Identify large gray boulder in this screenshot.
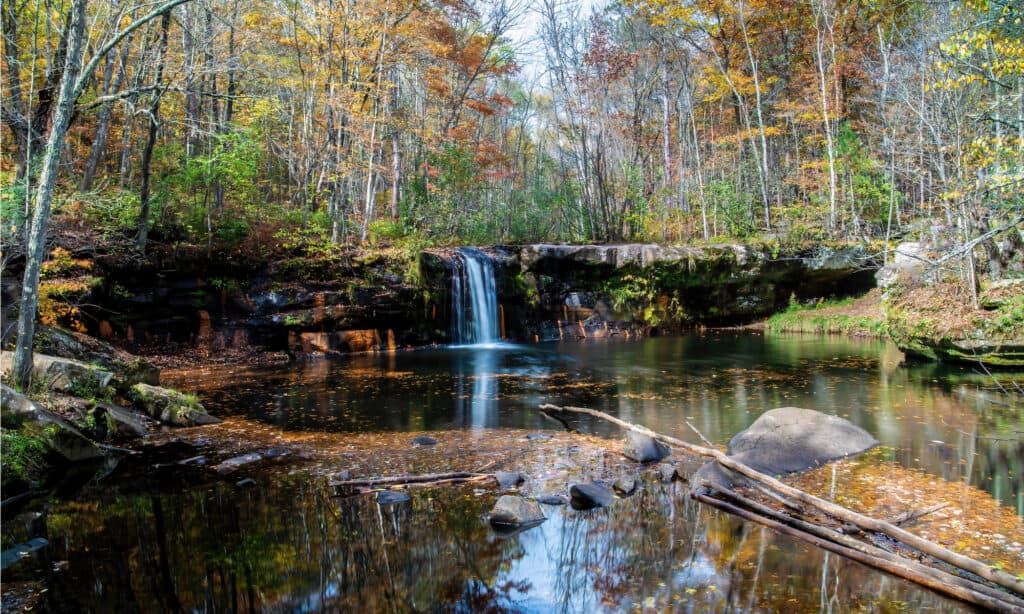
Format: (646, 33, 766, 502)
(34, 326, 159, 388)
(489, 495, 546, 530)
(622, 431, 670, 463)
(128, 383, 220, 427)
(1, 384, 103, 462)
(569, 482, 615, 509)
(694, 407, 878, 490)
(0, 352, 112, 394)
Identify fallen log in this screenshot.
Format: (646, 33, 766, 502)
(330, 471, 490, 493)
(702, 482, 1024, 612)
(539, 403, 1024, 597)
(887, 503, 949, 527)
(694, 491, 1022, 613)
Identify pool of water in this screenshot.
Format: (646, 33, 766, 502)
(5, 331, 1022, 612)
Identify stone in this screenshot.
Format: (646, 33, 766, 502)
(215, 453, 262, 474)
(1, 538, 48, 571)
(0, 352, 112, 394)
(1, 385, 103, 463)
(34, 326, 159, 388)
(876, 241, 933, 290)
(612, 475, 638, 496)
(657, 463, 681, 483)
(236, 478, 257, 487)
(489, 495, 546, 529)
(128, 383, 220, 427)
(494, 471, 524, 489)
(177, 455, 207, 466)
(377, 490, 411, 505)
(569, 482, 615, 510)
(93, 403, 148, 439)
(694, 407, 879, 490)
(536, 495, 569, 506)
(622, 431, 670, 463)
(412, 436, 438, 447)
(526, 433, 553, 441)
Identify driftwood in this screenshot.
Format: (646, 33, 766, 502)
(539, 403, 1024, 602)
(702, 482, 1024, 613)
(887, 503, 949, 527)
(330, 471, 493, 495)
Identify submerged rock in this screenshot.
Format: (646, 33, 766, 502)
(494, 471, 524, 490)
(526, 433, 553, 441)
(377, 490, 411, 505)
(657, 463, 682, 483)
(536, 495, 569, 506)
(612, 475, 638, 496)
(0, 538, 48, 571)
(569, 482, 615, 510)
(411, 436, 438, 447)
(622, 431, 670, 463)
(489, 495, 546, 529)
(129, 383, 220, 427)
(694, 407, 879, 490)
(215, 453, 262, 474)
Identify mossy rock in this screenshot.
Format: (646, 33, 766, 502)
(0, 352, 113, 395)
(128, 384, 220, 427)
(34, 326, 159, 389)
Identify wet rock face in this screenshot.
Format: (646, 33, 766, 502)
(622, 431, 670, 463)
(694, 407, 879, 490)
(489, 495, 546, 529)
(129, 383, 221, 427)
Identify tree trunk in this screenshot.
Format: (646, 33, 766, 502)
(80, 36, 132, 191)
(11, 0, 88, 389)
(135, 12, 171, 254)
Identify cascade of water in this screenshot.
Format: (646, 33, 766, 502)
(450, 247, 500, 345)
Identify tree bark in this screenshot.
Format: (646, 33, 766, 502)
(135, 12, 171, 253)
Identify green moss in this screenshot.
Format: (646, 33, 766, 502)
(1, 428, 51, 485)
(768, 296, 886, 337)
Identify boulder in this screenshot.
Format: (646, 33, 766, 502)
(622, 431, 670, 463)
(694, 407, 878, 490)
(92, 403, 148, 440)
(129, 383, 220, 427)
(489, 495, 546, 529)
(569, 482, 615, 510)
(657, 463, 682, 483)
(494, 471, 524, 490)
(35, 326, 159, 388)
(612, 475, 638, 496)
(1, 385, 103, 463)
(0, 352, 112, 394)
(876, 242, 934, 290)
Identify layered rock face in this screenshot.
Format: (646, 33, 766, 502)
(69, 243, 876, 357)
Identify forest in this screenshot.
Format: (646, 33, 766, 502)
(3, 0, 1020, 249)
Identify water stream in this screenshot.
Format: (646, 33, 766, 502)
(4, 333, 1022, 612)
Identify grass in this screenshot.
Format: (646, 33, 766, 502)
(1, 428, 50, 485)
(767, 293, 886, 337)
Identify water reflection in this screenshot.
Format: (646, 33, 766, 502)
(17, 475, 965, 613)
(190, 332, 1023, 510)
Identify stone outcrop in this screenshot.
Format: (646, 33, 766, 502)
(128, 383, 220, 427)
(1, 385, 103, 464)
(34, 326, 158, 388)
(0, 352, 113, 394)
(694, 407, 878, 490)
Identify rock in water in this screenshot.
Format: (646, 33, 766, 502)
(129, 384, 220, 427)
(377, 490, 411, 505)
(657, 463, 681, 483)
(569, 483, 615, 509)
(411, 436, 438, 447)
(494, 471, 524, 489)
(536, 495, 569, 506)
(694, 407, 879, 490)
(489, 495, 546, 530)
(612, 475, 638, 496)
(622, 431, 670, 463)
(215, 453, 263, 474)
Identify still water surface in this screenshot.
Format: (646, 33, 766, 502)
(8, 332, 1023, 612)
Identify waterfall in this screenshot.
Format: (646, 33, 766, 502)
(450, 247, 500, 345)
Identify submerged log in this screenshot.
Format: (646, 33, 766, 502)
(330, 471, 494, 495)
(538, 403, 1024, 599)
